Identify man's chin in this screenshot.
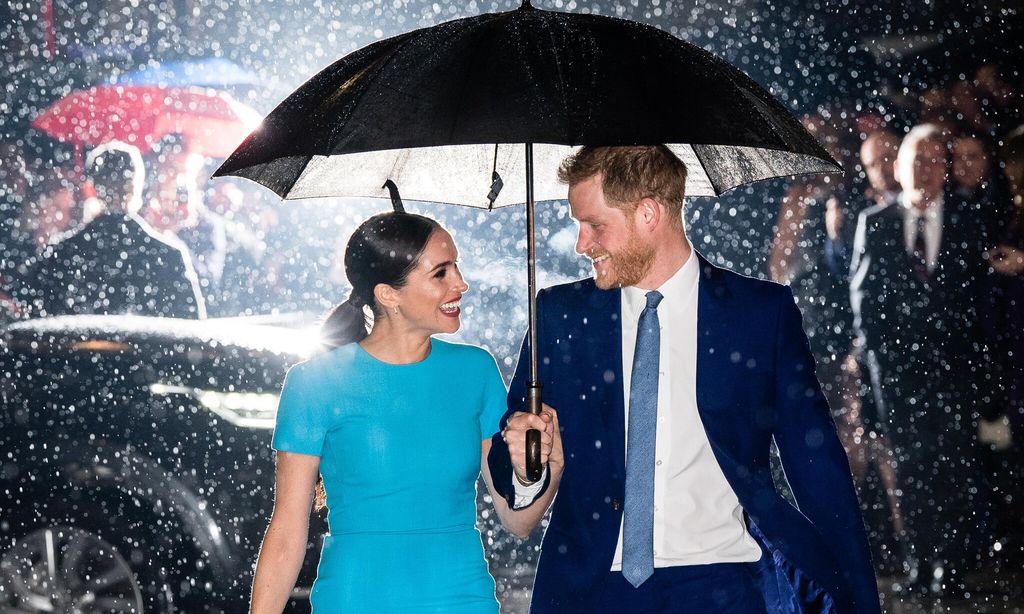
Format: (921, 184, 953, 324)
(593, 274, 623, 290)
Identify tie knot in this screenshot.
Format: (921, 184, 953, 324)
(645, 290, 663, 310)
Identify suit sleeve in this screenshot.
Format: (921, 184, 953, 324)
(166, 246, 207, 319)
(487, 288, 552, 509)
(25, 246, 59, 317)
(772, 286, 880, 613)
(848, 210, 873, 349)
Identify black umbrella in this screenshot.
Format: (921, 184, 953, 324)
(215, 1, 840, 479)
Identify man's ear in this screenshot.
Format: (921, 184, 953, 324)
(374, 283, 400, 313)
(636, 197, 662, 231)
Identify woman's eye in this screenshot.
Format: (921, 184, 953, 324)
(435, 268, 446, 279)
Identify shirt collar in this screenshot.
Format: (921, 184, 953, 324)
(900, 191, 944, 219)
(622, 249, 698, 310)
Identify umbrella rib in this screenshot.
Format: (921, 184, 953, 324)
(445, 22, 488, 145)
(686, 144, 721, 197)
(540, 15, 573, 141)
(331, 30, 423, 152)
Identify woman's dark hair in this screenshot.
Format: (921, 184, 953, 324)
(320, 211, 441, 349)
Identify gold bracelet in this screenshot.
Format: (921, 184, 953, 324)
(514, 471, 538, 487)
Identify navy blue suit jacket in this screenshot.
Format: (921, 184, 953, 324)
(488, 254, 879, 614)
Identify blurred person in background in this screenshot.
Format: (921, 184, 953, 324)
(850, 124, 1002, 597)
(28, 141, 205, 319)
(949, 80, 994, 137)
(973, 64, 1023, 138)
(1, 166, 79, 297)
(769, 116, 904, 570)
(952, 132, 1013, 237)
(19, 167, 79, 250)
(977, 123, 1024, 584)
(146, 134, 228, 306)
(1, 141, 32, 303)
(860, 130, 901, 208)
(204, 176, 272, 316)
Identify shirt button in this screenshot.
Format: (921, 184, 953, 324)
(656, 460, 663, 466)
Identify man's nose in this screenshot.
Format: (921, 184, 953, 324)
(575, 227, 590, 255)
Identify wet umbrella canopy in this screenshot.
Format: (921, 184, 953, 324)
(215, 0, 840, 206)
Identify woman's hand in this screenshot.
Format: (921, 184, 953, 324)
(482, 403, 564, 539)
(503, 403, 562, 484)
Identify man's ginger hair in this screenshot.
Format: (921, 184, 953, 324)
(557, 145, 688, 222)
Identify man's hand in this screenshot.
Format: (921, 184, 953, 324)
(988, 245, 1024, 276)
(978, 415, 1012, 451)
(502, 404, 562, 484)
(825, 196, 844, 241)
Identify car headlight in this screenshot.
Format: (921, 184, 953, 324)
(150, 384, 279, 429)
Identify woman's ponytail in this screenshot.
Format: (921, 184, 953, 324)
(320, 292, 371, 350)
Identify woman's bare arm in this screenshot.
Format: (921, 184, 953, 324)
(249, 451, 321, 614)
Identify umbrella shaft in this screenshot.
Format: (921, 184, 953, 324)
(526, 142, 539, 385)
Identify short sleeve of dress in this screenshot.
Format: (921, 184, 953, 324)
(477, 349, 508, 440)
(272, 364, 327, 456)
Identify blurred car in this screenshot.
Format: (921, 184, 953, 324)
(0, 314, 323, 613)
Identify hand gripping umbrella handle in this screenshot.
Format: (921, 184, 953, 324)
(525, 381, 544, 483)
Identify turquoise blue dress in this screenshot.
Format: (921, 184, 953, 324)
(272, 338, 507, 613)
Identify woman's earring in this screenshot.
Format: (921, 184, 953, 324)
(393, 306, 399, 316)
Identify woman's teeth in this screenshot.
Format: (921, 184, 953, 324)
(440, 301, 461, 314)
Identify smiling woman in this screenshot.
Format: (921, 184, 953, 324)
(247, 210, 553, 614)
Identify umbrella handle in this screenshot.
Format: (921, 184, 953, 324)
(525, 381, 544, 483)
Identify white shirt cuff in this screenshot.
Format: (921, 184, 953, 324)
(512, 466, 547, 509)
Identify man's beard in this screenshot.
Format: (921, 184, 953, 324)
(592, 229, 655, 290)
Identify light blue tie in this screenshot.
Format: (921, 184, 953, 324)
(622, 290, 662, 588)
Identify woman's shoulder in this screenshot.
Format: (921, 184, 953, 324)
(431, 338, 498, 367)
(287, 343, 361, 380)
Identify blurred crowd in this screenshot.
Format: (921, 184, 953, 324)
(766, 62, 1023, 597)
(0, 132, 318, 320)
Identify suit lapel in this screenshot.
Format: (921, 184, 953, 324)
(695, 252, 732, 419)
(585, 285, 626, 479)
(935, 198, 968, 284)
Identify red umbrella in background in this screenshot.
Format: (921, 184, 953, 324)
(31, 84, 262, 160)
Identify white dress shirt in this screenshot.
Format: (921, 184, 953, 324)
(610, 251, 761, 569)
(900, 193, 943, 272)
(513, 252, 762, 568)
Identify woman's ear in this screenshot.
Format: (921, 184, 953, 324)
(373, 283, 400, 313)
